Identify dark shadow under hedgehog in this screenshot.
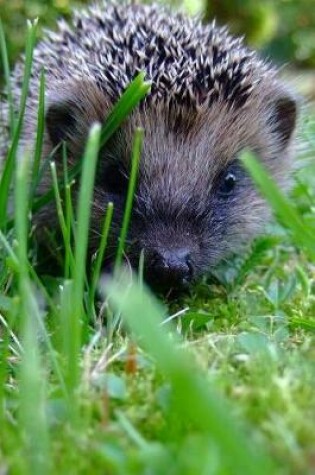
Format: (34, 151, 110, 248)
(0, 1, 298, 292)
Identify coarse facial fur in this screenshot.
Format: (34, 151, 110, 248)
(0, 2, 298, 292)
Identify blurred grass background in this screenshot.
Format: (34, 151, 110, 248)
(1, 0, 315, 72)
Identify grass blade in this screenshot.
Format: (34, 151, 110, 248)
(31, 69, 46, 190)
(0, 18, 15, 134)
(100, 72, 150, 147)
(0, 19, 38, 227)
(67, 123, 101, 393)
(240, 150, 315, 259)
(50, 160, 75, 276)
(15, 152, 50, 475)
(89, 201, 114, 313)
(115, 127, 143, 270)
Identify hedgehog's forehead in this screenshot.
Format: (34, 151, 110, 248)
(129, 96, 260, 165)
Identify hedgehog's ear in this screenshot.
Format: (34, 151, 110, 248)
(271, 92, 297, 148)
(45, 80, 108, 150)
(46, 99, 79, 146)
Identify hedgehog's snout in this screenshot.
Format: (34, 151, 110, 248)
(144, 247, 194, 291)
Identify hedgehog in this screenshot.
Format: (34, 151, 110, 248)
(0, 1, 297, 292)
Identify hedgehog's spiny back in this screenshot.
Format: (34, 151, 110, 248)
(19, 2, 272, 110)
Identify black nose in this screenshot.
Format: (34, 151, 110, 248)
(146, 248, 193, 290)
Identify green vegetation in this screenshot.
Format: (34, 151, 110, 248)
(1, 3, 315, 475)
(204, 0, 315, 67)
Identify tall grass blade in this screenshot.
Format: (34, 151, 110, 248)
(0, 313, 10, 430)
(0, 18, 15, 134)
(15, 152, 50, 475)
(0, 19, 38, 227)
(50, 160, 75, 276)
(67, 123, 101, 393)
(240, 150, 315, 259)
(89, 201, 114, 313)
(100, 72, 150, 147)
(31, 69, 46, 190)
(115, 127, 143, 270)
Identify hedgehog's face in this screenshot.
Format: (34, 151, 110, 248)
(43, 80, 297, 292)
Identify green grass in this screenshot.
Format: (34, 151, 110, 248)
(1, 11, 315, 475)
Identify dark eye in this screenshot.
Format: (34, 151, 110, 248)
(218, 171, 236, 197)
